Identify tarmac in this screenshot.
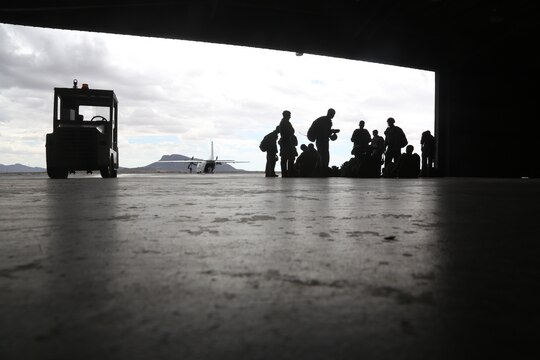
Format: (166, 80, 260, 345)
(1, 173, 539, 359)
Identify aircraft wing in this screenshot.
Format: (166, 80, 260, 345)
(215, 160, 249, 164)
(156, 160, 249, 164)
(157, 160, 203, 163)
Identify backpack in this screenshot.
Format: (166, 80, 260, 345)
(307, 118, 322, 142)
(399, 128, 408, 148)
(259, 134, 272, 152)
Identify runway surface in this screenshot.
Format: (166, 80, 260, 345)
(1, 173, 539, 359)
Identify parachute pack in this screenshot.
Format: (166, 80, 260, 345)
(259, 133, 272, 152)
(399, 128, 408, 148)
(307, 117, 323, 142)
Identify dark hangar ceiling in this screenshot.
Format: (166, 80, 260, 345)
(1, 0, 537, 71)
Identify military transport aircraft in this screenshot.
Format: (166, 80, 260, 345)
(159, 141, 247, 173)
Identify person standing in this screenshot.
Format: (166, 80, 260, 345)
(371, 130, 385, 158)
(384, 117, 408, 170)
(351, 120, 371, 157)
(260, 126, 279, 177)
(278, 110, 297, 177)
(420, 130, 436, 177)
(371, 129, 385, 176)
(309, 108, 338, 176)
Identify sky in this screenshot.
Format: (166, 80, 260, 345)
(0, 23, 435, 171)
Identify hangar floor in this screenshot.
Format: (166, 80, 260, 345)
(1, 174, 538, 359)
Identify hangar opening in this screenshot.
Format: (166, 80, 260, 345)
(1, 23, 435, 172)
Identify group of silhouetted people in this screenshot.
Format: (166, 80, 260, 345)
(260, 109, 436, 178)
(344, 117, 436, 178)
(260, 109, 340, 177)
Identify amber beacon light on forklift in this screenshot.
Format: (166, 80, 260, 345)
(46, 79, 119, 179)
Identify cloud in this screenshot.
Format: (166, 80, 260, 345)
(127, 135, 181, 145)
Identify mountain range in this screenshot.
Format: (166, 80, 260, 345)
(0, 163, 46, 173)
(1, 154, 245, 173)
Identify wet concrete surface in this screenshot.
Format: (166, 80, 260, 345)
(1, 173, 539, 359)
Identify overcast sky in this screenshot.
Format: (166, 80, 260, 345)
(0, 23, 434, 171)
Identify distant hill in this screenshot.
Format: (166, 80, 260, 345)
(0, 163, 46, 173)
(0, 154, 246, 174)
(126, 154, 245, 173)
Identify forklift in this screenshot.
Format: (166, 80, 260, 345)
(46, 79, 119, 179)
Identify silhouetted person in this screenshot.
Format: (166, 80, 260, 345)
(290, 133, 299, 174)
(351, 120, 371, 157)
(384, 117, 408, 169)
(279, 110, 297, 177)
(295, 144, 308, 176)
(396, 145, 420, 178)
(309, 108, 339, 176)
(420, 130, 436, 177)
(260, 126, 279, 177)
(295, 143, 320, 177)
(371, 129, 385, 162)
(306, 143, 321, 176)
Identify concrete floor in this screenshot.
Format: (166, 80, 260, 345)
(1, 173, 539, 359)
